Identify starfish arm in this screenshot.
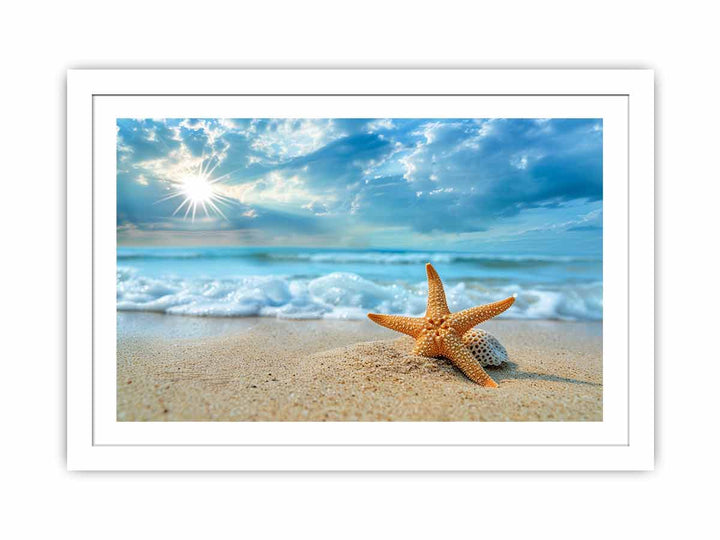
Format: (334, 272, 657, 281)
(412, 331, 441, 357)
(367, 313, 426, 338)
(440, 332, 498, 388)
(448, 296, 516, 335)
(425, 263, 451, 318)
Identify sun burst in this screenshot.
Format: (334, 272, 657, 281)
(156, 158, 235, 221)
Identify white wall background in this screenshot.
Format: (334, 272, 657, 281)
(1, 1, 716, 538)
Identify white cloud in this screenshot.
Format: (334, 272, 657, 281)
(133, 141, 228, 189)
(401, 120, 491, 183)
(219, 172, 328, 208)
(399, 145, 423, 182)
(248, 119, 345, 161)
(511, 208, 603, 236)
(511, 155, 529, 170)
(510, 150, 545, 170)
(366, 118, 395, 133)
(178, 118, 228, 146)
(302, 200, 330, 216)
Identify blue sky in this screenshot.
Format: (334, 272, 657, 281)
(117, 118, 602, 255)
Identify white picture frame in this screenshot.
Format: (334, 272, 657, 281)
(67, 69, 654, 471)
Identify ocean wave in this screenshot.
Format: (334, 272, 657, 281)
(117, 267, 602, 321)
(117, 249, 207, 260)
(265, 252, 594, 265)
(117, 248, 598, 267)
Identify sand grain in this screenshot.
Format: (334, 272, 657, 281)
(118, 315, 602, 422)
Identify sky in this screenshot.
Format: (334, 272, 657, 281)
(117, 118, 602, 255)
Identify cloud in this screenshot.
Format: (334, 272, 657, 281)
(117, 117, 602, 251)
(303, 200, 330, 216)
(365, 118, 395, 133)
(510, 208, 603, 236)
(245, 119, 346, 162)
(218, 171, 323, 209)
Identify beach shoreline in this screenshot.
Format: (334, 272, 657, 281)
(117, 314, 602, 421)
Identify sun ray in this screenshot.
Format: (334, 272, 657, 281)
(206, 198, 227, 219)
(172, 197, 191, 216)
(157, 158, 236, 221)
(155, 191, 185, 204)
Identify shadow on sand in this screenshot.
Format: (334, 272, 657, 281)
(485, 360, 601, 387)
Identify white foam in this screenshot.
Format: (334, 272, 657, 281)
(117, 267, 602, 321)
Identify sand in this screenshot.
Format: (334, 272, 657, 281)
(117, 314, 602, 421)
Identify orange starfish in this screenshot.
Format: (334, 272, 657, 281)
(367, 263, 515, 387)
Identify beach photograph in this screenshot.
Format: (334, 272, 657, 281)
(116, 117, 603, 421)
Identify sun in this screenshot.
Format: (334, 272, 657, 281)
(156, 160, 235, 221)
(180, 175, 213, 204)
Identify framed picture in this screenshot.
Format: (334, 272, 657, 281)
(67, 69, 654, 470)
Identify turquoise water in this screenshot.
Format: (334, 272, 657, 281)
(117, 246, 602, 321)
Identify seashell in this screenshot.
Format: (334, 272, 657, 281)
(462, 329, 509, 366)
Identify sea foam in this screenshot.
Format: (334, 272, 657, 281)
(117, 267, 602, 321)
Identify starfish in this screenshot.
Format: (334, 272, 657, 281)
(367, 263, 515, 387)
